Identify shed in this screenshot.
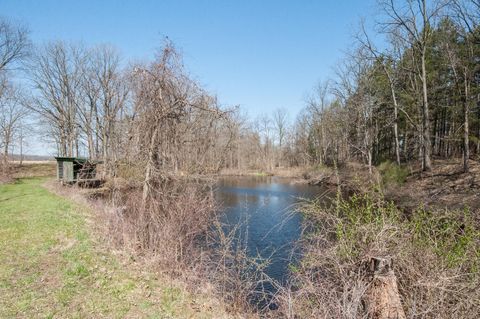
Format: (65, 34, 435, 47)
(54, 157, 98, 183)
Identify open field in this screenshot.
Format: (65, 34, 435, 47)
(0, 177, 233, 318)
(9, 162, 57, 178)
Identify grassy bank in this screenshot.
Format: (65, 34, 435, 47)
(0, 177, 232, 318)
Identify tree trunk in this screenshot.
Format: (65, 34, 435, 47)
(421, 48, 432, 171)
(3, 140, 8, 169)
(368, 149, 373, 174)
(463, 69, 470, 173)
(87, 131, 95, 159)
(393, 108, 401, 165)
(363, 257, 406, 319)
(384, 68, 401, 165)
(19, 132, 23, 165)
(142, 126, 159, 206)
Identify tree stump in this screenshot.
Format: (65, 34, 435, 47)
(363, 257, 406, 319)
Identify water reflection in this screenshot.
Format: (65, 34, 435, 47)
(215, 176, 329, 287)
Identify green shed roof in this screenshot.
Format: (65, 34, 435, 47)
(54, 156, 88, 163)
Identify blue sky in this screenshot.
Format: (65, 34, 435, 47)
(0, 0, 379, 154)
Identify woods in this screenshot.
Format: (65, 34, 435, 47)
(1, 1, 477, 178)
(278, 0, 480, 174)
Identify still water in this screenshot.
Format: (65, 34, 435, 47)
(215, 176, 330, 288)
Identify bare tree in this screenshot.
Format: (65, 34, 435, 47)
(77, 45, 128, 171)
(273, 107, 288, 167)
(254, 114, 274, 171)
(358, 23, 404, 165)
(306, 80, 334, 165)
(379, 0, 447, 171)
(451, 0, 480, 36)
(130, 42, 230, 205)
(333, 48, 380, 172)
(449, 0, 480, 172)
(16, 123, 28, 165)
(0, 17, 30, 169)
(0, 83, 27, 169)
(28, 42, 85, 157)
(0, 18, 30, 72)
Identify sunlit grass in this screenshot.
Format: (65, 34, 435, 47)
(0, 178, 231, 318)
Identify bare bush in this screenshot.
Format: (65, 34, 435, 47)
(202, 219, 275, 313)
(103, 179, 214, 270)
(274, 194, 480, 318)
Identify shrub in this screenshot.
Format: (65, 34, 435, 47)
(104, 178, 215, 270)
(378, 161, 409, 186)
(274, 193, 480, 318)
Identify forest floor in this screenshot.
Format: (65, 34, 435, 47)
(0, 167, 236, 318)
(387, 159, 480, 213)
(305, 158, 480, 213)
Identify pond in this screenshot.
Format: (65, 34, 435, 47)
(215, 175, 332, 300)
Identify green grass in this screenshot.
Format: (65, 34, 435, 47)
(252, 172, 268, 177)
(0, 178, 229, 318)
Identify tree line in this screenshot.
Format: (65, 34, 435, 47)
(0, 22, 237, 178)
(289, 0, 480, 173)
(0, 0, 479, 177)
(191, 0, 480, 174)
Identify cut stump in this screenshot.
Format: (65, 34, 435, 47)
(363, 257, 406, 319)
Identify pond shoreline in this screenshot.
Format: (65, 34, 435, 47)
(218, 159, 480, 214)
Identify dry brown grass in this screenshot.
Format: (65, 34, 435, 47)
(0, 161, 55, 184)
(388, 158, 480, 212)
(44, 158, 480, 318)
(273, 193, 480, 318)
(2, 161, 56, 180)
(306, 159, 480, 213)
